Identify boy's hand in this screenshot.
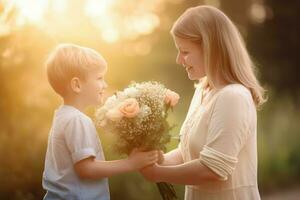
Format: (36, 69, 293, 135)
(128, 148, 158, 170)
(157, 150, 164, 165)
(140, 163, 159, 182)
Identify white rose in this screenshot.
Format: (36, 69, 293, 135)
(124, 87, 139, 98)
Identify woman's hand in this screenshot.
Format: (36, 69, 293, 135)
(127, 148, 158, 170)
(160, 148, 183, 166)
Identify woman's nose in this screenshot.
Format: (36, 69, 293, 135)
(176, 54, 183, 65)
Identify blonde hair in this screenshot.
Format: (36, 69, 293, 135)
(46, 43, 106, 97)
(171, 5, 267, 107)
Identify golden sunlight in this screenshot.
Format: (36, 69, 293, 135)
(85, 0, 112, 17)
(11, 0, 48, 24)
(1, 0, 165, 43)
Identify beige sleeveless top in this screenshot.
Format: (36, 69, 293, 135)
(179, 84, 261, 200)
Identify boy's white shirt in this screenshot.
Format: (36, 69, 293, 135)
(42, 105, 110, 200)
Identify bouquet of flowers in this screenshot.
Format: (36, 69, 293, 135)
(95, 81, 179, 200)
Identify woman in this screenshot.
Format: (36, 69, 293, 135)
(140, 5, 266, 200)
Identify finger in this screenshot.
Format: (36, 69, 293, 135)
(149, 156, 159, 163)
(150, 150, 159, 156)
(151, 159, 158, 164)
(140, 147, 148, 151)
(148, 150, 158, 154)
(158, 152, 163, 158)
(136, 147, 143, 152)
(144, 151, 156, 157)
(149, 153, 158, 158)
(146, 160, 156, 166)
(131, 148, 138, 154)
(149, 153, 159, 159)
(149, 154, 158, 160)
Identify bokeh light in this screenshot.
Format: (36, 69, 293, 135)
(1, 0, 165, 43)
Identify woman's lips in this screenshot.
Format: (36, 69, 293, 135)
(185, 65, 193, 71)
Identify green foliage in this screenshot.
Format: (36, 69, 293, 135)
(257, 93, 300, 192)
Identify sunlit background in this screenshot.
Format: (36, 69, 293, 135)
(0, 0, 300, 199)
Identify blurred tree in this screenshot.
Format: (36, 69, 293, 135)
(221, 0, 252, 34)
(248, 0, 300, 102)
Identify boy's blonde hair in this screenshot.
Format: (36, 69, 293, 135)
(171, 5, 267, 107)
(46, 43, 106, 97)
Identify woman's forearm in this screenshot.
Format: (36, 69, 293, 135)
(161, 148, 183, 166)
(154, 160, 220, 185)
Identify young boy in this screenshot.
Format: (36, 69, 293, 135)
(43, 44, 158, 200)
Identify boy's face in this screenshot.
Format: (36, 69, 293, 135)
(80, 65, 108, 106)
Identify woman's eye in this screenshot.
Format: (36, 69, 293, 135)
(181, 51, 189, 55)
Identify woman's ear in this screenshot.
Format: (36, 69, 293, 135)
(70, 77, 81, 93)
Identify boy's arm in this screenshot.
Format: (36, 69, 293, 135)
(74, 157, 134, 179)
(74, 149, 158, 180)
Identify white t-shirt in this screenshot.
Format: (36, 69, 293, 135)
(42, 105, 110, 200)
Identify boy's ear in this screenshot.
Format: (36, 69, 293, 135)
(70, 77, 81, 93)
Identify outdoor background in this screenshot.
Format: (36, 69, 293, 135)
(0, 0, 299, 199)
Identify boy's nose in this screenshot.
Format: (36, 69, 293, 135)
(103, 81, 108, 89)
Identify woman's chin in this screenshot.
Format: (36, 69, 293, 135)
(187, 72, 205, 81)
(187, 73, 198, 81)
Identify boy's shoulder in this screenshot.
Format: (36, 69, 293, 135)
(55, 105, 93, 127)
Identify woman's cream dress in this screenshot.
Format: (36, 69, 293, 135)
(179, 84, 261, 200)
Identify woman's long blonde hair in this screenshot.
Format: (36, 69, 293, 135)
(171, 5, 267, 107)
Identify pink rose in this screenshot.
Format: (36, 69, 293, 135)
(118, 98, 140, 118)
(164, 89, 180, 107)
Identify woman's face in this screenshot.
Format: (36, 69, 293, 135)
(174, 36, 206, 80)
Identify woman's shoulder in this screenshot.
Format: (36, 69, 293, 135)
(218, 84, 251, 97)
(214, 84, 253, 106)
